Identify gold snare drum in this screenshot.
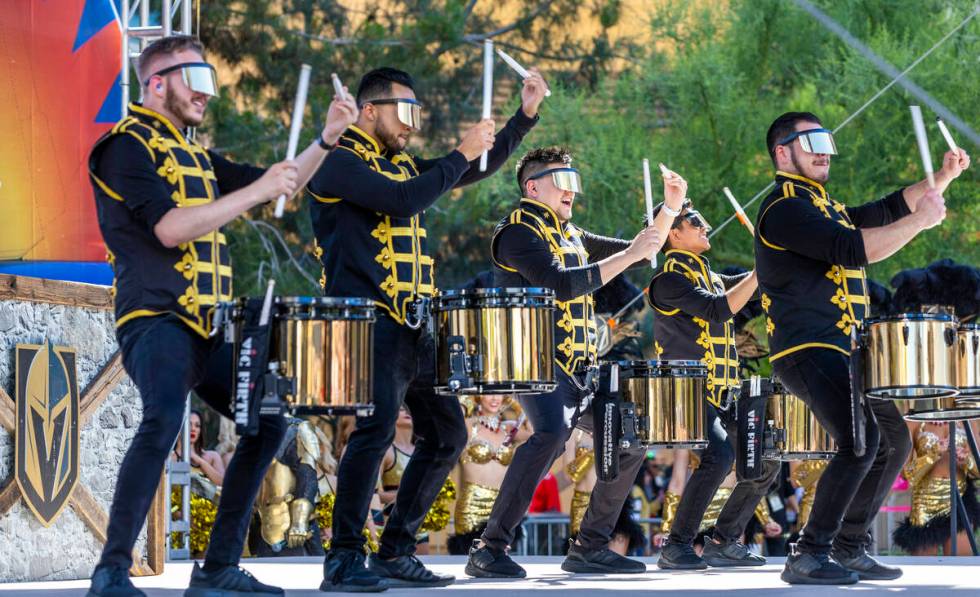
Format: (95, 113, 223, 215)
(766, 382, 835, 460)
(434, 288, 555, 395)
(621, 360, 707, 449)
(954, 323, 980, 401)
(273, 297, 375, 416)
(863, 313, 959, 399)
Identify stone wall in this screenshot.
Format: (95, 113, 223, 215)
(0, 278, 157, 583)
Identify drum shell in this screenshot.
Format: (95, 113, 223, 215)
(273, 298, 374, 415)
(864, 315, 959, 399)
(622, 361, 707, 449)
(902, 397, 980, 422)
(434, 290, 555, 394)
(955, 324, 980, 399)
(767, 389, 835, 460)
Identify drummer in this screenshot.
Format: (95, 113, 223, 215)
(465, 146, 682, 578)
(646, 197, 778, 570)
(85, 35, 358, 597)
(307, 66, 546, 591)
(755, 111, 971, 585)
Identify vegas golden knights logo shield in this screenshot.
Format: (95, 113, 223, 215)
(15, 342, 80, 527)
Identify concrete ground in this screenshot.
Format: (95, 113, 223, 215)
(2, 556, 979, 595)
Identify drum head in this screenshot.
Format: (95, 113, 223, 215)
(435, 287, 554, 309)
(902, 396, 980, 421)
(864, 312, 957, 325)
(620, 360, 707, 378)
(275, 296, 375, 320)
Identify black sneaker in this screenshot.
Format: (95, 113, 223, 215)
(86, 566, 145, 597)
(321, 550, 389, 593)
(561, 541, 646, 574)
(184, 562, 283, 596)
(831, 546, 902, 580)
(781, 548, 858, 585)
(702, 536, 766, 567)
(657, 541, 707, 570)
(464, 541, 527, 578)
(367, 554, 454, 588)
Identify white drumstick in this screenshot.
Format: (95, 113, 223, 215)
(331, 72, 349, 101)
(479, 39, 493, 172)
(936, 117, 958, 153)
(723, 187, 755, 236)
(259, 279, 276, 326)
(274, 64, 313, 218)
(658, 162, 671, 177)
(496, 48, 551, 97)
(909, 106, 934, 189)
(642, 159, 657, 269)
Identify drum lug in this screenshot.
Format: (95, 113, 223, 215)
(902, 324, 910, 346)
(945, 326, 957, 347)
(446, 335, 473, 393)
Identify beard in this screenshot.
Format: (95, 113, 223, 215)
(164, 86, 204, 127)
(790, 146, 829, 183)
(375, 118, 408, 153)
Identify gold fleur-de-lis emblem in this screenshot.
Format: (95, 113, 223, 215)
(830, 287, 848, 309)
(174, 253, 195, 280)
(826, 265, 843, 285)
(178, 286, 199, 315)
(375, 248, 393, 268)
(371, 222, 389, 244)
(557, 311, 574, 332)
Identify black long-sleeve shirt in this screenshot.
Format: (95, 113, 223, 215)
(755, 171, 911, 361)
(648, 249, 745, 406)
(758, 186, 909, 267)
(651, 270, 749, 325)
(308, 106, 538, 216)
(308, 106, 538, 323)
(493, 223, 629, 302)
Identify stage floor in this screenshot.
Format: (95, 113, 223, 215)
(2, 556, 979, 595)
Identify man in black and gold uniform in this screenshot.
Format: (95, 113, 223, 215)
(308, 67, 547, 592)
(87, 36, 357, 597)
(647, 199, 778, 570)
(465, 146, 678, 578)
(755, 112, 970, 584)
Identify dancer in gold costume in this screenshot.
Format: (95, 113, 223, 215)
(893, 421, 980, 556)
(449, 395, 528, 554)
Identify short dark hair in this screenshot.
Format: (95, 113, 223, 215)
(650, 199, 693, 253)
(356, 67, 415, 104)
(137, 35, 204, 83)
(515, 146, 573, 194)
(765, 112, 822, 166)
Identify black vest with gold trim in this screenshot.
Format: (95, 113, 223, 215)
(755, 171, 868, 362)
(309, 126, 432, 324)
(651, 250, 739, 408)
(89, 103, 232, 338)
(490, 199, 597, 376)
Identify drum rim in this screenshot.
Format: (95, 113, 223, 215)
(275, 296, 376, 308)
(864, 312, 957, 323)
(437, 287, 555, 298)
(960, 322, 980, 331)
(616, 359, 707, 369)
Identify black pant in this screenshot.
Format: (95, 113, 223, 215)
(773, 348, 911, 555)
(482, 369, 646, 552)
(330, 314, 467, 558)
(669, 402, 782, 545)
(97, 314, 286, 572)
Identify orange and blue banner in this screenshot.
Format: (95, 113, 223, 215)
(0, 1, 122, 283)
